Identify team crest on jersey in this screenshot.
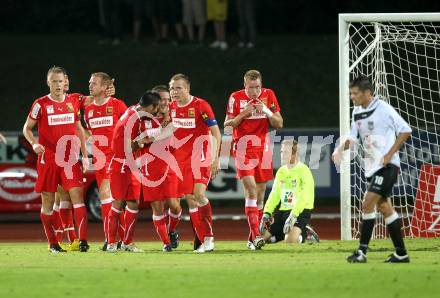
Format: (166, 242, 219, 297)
(188, 108, 195, 118)
(270, 102, 276, 110)
(88, 110, 94, 118)
(66, 103, 74, 112)
(46, 105, 54, 114)
(106, 106, 113, 115)
(368, 121, 374, 131)
(201, 113, 208, 120)
(171, 109, 176, 118)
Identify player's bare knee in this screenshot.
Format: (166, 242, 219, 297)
(126, 200, 139, 211)
(193, 190, 206, 203)
(41, 192, 55, 213)
(68, 187, 84, 204)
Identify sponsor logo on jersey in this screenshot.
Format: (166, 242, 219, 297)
(88, 110, 94, 118)
(46, 105, 54, 114)
(201, 113, 208, 120)
(89, 116, 114, 128)
(171, 109, 176, 118)
(31, 103, 41, 119)
(240, 100, 247, 109)
(48, 113, 75, 126)
(106, 106, 113, 115)
(188, 108, 195, 118)
(66, 102, 74, 112)
(172, 118, 196, 128)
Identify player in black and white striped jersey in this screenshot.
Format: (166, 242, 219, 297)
(333, 76, 412, 263)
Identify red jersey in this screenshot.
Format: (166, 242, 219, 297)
(28, 94, 81, 157)
(226, 88, 280, 152)
(69, 93, 89, 110)
(84, 97, 128, 155)
(169, 96, 217, 162)
(111, 105, 143, 159)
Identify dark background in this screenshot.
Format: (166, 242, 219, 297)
(0, 0, 439, 131)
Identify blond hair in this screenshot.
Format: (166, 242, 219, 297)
(170, 73, 190, 86)
(92, 72, 113, 87)
(47, 66, 66, 77)
(244, 69, 262, 81)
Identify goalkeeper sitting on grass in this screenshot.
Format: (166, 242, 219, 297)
(259, 139, 319, 244)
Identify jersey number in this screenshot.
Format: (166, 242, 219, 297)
(374, 176, 384, 185)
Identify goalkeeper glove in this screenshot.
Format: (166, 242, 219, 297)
(259, 213, 273, 234)
(283, 213, 297, 234)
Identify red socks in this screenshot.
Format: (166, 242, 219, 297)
(52, 206, 63, 242)
(40, 212, 57, 245)
(73, 203, 88, 241)
(198, 201, 213, 238)
(107, 207, 121, 244)
(118, 210, 125, 242)
(59, 202, 77, 242)
(168, 208, 182, 233)
(189, 207, 203, 241)
(123, 207, 139, 245)
(153, 214, 170, 245)
(100, 198, 112, 241)
(245, 198, 260, 240)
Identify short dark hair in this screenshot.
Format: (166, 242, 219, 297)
(139, 90, 160, 107)
(349, 76, 373, 93)
(152, 85, 169, 93)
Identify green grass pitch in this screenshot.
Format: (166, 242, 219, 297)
(0, 239, 439, 298)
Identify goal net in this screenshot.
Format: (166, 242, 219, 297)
(339, 14, 440, 239)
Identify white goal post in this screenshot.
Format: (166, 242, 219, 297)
(339, 13, 440, 240)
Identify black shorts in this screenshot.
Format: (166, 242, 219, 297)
(367, 164, 399, 198)
(269, 209, 312, 243)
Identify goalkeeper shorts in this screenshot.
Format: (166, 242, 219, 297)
(269, 209, 312, 243)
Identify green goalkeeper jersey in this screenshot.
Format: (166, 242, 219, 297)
(264, 162, 315, 217)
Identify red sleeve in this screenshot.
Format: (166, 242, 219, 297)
(117, 99, 128, 118)
(69, 93, 86, 110)
(268, 89, 280, 113)
(28, 99, 42, 120)
(226, 93, 238, 117)
(199, 100, 218, 127)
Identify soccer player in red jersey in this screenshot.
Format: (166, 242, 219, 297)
(138, 89, 181, 252)
(168, 74, 221, 253)
(84, 72, 128, 250)
(151, 85, 183, 249)
(22, 66, 90, 253)
(54, 73, 116, 250)
(106, 91, 161, 253)
(224, 70, 283, 250)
